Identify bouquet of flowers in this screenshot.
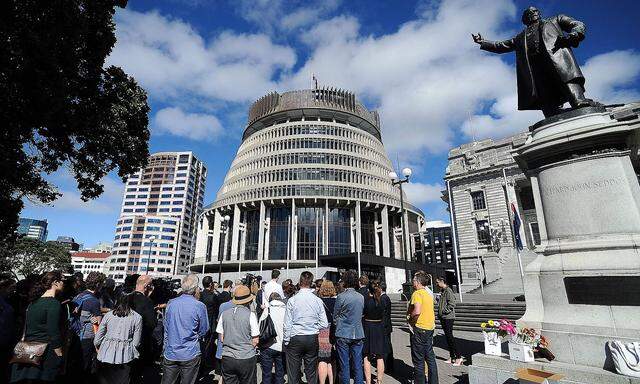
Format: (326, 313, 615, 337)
(514, 328, 555, 361)
(481, 319, 517, 339)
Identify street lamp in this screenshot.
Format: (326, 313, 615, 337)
(217, 215, 231, 283)
(389, 167, 412, 282)
(145, 236, 156, 275)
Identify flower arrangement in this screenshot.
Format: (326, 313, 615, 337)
(480, 319, 517, 339)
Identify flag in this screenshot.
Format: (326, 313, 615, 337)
(511, 202, 523, 251)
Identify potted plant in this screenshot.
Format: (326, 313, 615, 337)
(480, 319, 516, 356)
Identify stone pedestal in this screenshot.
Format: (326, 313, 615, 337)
(514, 103, 640, 369)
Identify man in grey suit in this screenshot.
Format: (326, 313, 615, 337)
(472, 6, 594, 117)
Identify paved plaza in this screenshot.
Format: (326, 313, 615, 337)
(178, 328, 484, 384)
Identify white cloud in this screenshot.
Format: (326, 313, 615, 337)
(45, 175, 124, 214)
(583, 50, 640, 103)
(235, 0, 341, 34)
(404, 182, 444, 205)
(107, 9, 296, 104)
(154, 107, 223, 141)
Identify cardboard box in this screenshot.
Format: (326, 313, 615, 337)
(516, 368, 564, 384)
(509, 341, 535, 362)
(483, 332, 502, 356)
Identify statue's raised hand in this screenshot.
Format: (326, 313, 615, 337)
(472, 33, 484, 45)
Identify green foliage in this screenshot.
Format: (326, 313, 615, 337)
(0, 237, 72, 279)
(0, 0, 150, 245)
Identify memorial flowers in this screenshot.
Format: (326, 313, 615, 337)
(481, 319, 516, 356)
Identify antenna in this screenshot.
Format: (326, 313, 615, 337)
(312, 74, 318, 90)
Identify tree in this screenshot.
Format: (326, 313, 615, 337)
(0, 0, 150, 245)
(0, 237, 72, 279)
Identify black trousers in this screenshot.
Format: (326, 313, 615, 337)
(384, 332, 394, 371)
(97, 361, 132, 384)
(161, 356, 201, 384)
(285, 334, 319, 384)
(221, 355, 257, 384)
(440, 318, 460, 359)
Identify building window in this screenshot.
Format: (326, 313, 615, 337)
(471, 190, 486, 210)
(529, 222, 541, 245)
(268, 207, 290, 260)
(296, 207, 324, 261)
(475, 220, 491, 245)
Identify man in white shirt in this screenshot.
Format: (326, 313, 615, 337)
(262, 269, 285, 308)
(216, 285, 260, 384)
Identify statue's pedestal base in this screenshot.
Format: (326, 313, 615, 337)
(469, 353, 640, 384)
(468, 102, 640, 382)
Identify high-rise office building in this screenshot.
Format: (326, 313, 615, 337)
(106, 151, 207, 282)
(192, 88, 426, 292)
(17, 218, 48, 241)
(55, 236, 80, 251)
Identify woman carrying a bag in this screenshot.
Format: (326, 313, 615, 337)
(94, 293, 142, 384)
(10, 271, 65, 383)
(258, 292, 286, 384)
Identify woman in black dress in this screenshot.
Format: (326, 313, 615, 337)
(11, 271, 65, 383)
(363, 280, 387, 384)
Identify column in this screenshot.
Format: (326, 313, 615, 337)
(194, 213, 210, 263)
(257, 201, 266, 260)
(323, 200, 329, 255)
(355, 201, 362, 254)
(381, 205, 390, 257)
(290, 199, 297, 260)
(350, 207, 356, 253)
(263, 208, 271, 261)
(211, 210, 222, 261)
(374, 210, 380, 256)
(231, 205, 241, 261)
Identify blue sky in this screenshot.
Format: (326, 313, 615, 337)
(22, 0, 640, 248)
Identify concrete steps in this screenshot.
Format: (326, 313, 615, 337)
(469, 248, 538, 295)
(390, 301, 526, 332)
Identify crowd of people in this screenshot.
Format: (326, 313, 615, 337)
(0, 267, 462, 384)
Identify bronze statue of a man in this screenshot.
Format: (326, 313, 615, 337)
(473, 7, 594, 117)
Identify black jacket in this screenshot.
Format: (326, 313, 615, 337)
(480, 14, 585, 110)
(381, 293, 392, 335)
(131, 291, 157, 361)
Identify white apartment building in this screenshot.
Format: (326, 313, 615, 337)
(72, 252, 110, 276)
(106, 151, 207, 282)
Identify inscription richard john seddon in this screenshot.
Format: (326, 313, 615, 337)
(542, 177, 623, 196)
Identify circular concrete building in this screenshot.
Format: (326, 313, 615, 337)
(192, 88, 425, 290)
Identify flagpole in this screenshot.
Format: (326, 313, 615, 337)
(503, 168, 525, 289)
(447, 180, 463, 303)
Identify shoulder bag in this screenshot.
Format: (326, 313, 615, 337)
(10, 306, 49, 366)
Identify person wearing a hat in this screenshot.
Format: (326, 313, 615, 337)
(216, 285, 260, 384)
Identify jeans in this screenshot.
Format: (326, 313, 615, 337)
(285, 334, 319, 384)
(410, 328, 438, 384)
(335, 337, 363, 384)
(161, 356, 201, 384)
(260, 348, 284, 384)
(440, 318, 460, 359)
(222, 355, 257, 384)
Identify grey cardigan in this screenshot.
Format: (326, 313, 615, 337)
(437, 287, 456, 320)
(94, 310, 143, 364)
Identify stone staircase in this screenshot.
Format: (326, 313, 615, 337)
(469, 248, 538, 295)
(390, 299, 526, 332)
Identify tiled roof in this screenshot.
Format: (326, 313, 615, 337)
(72, 252, 110, 260)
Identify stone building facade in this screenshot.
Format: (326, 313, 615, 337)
(443, 132, 540, 294)
(192, 87, 426, 293)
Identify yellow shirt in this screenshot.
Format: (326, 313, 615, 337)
(410, 289, 435, 330)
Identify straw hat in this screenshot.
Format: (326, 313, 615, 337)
(232, 285, 254, 305)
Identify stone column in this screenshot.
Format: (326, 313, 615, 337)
(374, 210, 380, 256)
(381, 205, 390, 258)
(350, 207, 356, 253)
(323, 199, 329, 255)
(355, 201, 362, 254)
(290, 199, 297, 260)
(263, 208, 271, 261)
(231, 205, 241, 261)
(257, 201, 266, 261)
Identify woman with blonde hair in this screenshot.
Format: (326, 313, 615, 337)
(317, 280, 337, 384)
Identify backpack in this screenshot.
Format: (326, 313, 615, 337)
(69, 292, 93, 338)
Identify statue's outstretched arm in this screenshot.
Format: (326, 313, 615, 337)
(480, 38, 516, 54)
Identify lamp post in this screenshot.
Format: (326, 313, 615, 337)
(145, 236, 156, 275)
(389, 167, 412, 282)
(217, 215, 231, 283)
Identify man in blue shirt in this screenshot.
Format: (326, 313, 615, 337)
(283, 271, 327, 384)
(161, 274, 209, 384)
(334, 270, 365, 384)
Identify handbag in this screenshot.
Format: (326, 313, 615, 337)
(258, 311, 277, 348)
(10, 306, 49, 366)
